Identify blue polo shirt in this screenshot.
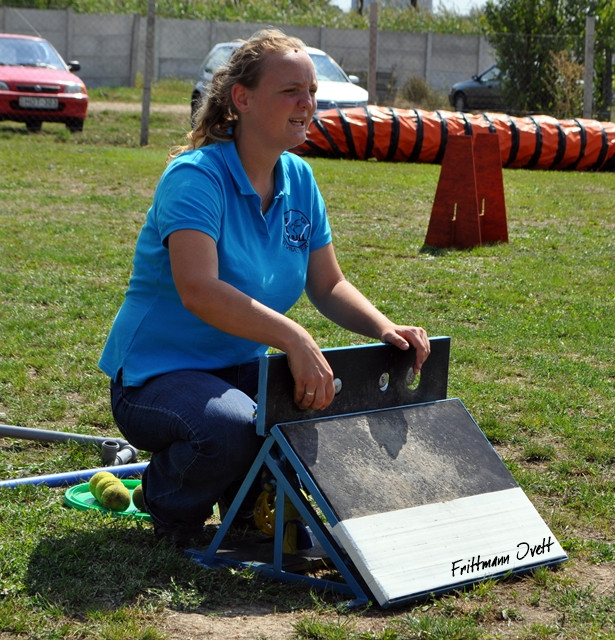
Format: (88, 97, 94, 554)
(99, 141, 332, 386)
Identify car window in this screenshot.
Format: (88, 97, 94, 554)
(0, 37, 65, 69)
(481, 67, 500, 83)
(203, 46, 236, 73)
(309, 53, 348, 83)
(0, 41, 18, 65)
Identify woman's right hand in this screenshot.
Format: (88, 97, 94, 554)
(286, 334, 335, 411)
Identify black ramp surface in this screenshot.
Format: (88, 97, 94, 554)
(280, 399, 518, 521)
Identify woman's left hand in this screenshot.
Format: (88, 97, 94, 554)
(380, 325, 431, 374)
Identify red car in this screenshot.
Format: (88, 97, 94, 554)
(0, 33, 88, 133)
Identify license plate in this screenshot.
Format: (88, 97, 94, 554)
(19, 96, 59, 110)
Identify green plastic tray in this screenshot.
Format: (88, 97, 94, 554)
(64, 479, 152, 521)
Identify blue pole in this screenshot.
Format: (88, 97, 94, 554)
(0, 462, 148, 488)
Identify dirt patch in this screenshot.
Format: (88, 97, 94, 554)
(157, 558, 614, 640)
(88, 101, 189, 115)
(161, 602, 396, 640)
(162, 604, 299, 640)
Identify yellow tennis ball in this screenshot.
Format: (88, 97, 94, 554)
(89, 471, 115, 497)
(132, 483, 145, 512)
(93, 476, 121, 503)
(100, 483, 131, 512)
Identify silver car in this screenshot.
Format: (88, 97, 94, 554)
(191, 41, 369, 121)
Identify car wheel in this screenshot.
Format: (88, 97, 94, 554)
(66, 118, 84, 133)
(453, 93, 467, 112)
(26, 120, 42, 133)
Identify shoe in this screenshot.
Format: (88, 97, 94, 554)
(217, 497, 261, 529)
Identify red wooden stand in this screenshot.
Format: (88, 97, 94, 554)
(424, 133, 508, 249)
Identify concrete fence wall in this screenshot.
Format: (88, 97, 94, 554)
(1, 7, 495, 96)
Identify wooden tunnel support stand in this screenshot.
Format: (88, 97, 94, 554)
(424, 133, 508, 249)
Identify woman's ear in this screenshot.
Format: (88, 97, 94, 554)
(231, 83, 251, 114)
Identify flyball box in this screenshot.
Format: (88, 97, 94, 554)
(183, 338, 568, 606)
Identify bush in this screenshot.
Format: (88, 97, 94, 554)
(547, 49, 584, 119)
(397, 75, 448, 110)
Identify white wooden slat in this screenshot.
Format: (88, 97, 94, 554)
(333, 486, 567, 606)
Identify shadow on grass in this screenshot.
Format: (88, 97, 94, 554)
(23, 523, 326, 615)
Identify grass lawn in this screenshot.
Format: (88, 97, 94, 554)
(0, 82, 613, 639)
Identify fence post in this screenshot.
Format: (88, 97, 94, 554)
(368, 1, 378, 104)
(424, 32, 432, 86)
(477, 34, 485, 74)
(65, 8, 73, 61)
(129, 14, 140, 87)
(583, 15, 595, 119)
(140, 0, 156, 147)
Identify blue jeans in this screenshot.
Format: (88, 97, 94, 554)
(110, 363, 263, 531)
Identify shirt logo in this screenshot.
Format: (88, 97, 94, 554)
(283, 209, 310, 252)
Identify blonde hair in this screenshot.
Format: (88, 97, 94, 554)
(168, 29, 307, 160)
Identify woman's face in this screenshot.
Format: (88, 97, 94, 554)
(235, 48, 318, 153)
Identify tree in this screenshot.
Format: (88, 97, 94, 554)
(592, 0, 614, 118)
(482, 0, 577, 114)
(554, 0, 613, 118)
(482, 0, 613, 118)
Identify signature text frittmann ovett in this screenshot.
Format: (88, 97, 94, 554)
(451, 536, 556, 578)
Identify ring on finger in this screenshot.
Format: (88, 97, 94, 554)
(305, 390, 315, 396)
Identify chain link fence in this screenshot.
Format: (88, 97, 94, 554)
(0, 5, 496, 101)
(2, 4, 603, 143)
